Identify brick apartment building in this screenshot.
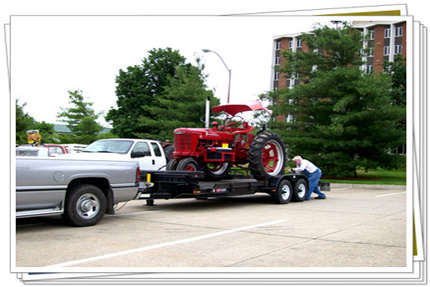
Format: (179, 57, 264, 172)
(270, 21, 407, 153)
(271, 21, 407, 91)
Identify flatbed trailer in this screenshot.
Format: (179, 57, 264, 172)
(139, 170, 309, 204)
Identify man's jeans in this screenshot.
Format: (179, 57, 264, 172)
(304, 168, 325, 200)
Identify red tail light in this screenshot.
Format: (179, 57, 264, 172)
(136, 168, 141, 183)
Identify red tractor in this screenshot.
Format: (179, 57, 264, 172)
(166, 100, 286, 180)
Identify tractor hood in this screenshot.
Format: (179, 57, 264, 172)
(212, 101, 272, 116)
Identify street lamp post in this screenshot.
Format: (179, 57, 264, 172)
(202, 49, 231, 103)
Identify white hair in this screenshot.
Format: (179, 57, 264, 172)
(292, 156, 302, 161)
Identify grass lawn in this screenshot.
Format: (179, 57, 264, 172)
(320, 168, 407, 185)
(231, 166, 407, 186)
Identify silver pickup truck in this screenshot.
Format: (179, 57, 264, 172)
(16, 156, 142, 226)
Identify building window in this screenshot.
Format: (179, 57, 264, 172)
(284, 114, 293, 123)
(369, 30, 375, 40)
(289, 40, 293, 49)
(366, 65, 373, 73)
(395, 45, 402, 55)
(368, 47, 374, 57)
(395, 27, 403, 37)
(384, 46, 390, 56)
(275, 57, 281, 65)
(276, 41, 282, 50)
(274, 72, 279, 81)
(384, 28, 391, 38)
(297, 39, 302, 48)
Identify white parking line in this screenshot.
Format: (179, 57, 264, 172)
(376, 192, 406, 198)
(48, 219, 288, 267)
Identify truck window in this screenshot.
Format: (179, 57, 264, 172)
(133, 142, 151, 156)
(151, 142, 162, 157)
(83, 140, 133, 154)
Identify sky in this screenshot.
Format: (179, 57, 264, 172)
(8, 4, 414, 131)
(11, 15, 325, 126)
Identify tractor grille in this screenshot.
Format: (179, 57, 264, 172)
(174, 134, 192, 151)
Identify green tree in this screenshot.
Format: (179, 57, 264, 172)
(383, 54, 407, 107)
(57, 90, 103, 144)
(107, 48, 218, 140)
(262, 22, 405, 177)
(33, 121, 57, 144)
(279, 22, 366, 84)
(136, 57, 219, 141)
(16, 99, 36, 144)
(106, 48, 188, 138)
(16, 100, 56, 144)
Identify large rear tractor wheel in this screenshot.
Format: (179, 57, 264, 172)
(248, 131, 286, 180)
(163, 145, 175, 162)
(204, 162, 231, 180)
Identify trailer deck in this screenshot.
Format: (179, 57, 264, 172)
(139, 170, 309, 204)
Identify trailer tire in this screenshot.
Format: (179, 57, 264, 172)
(249, 131, 286, 180)
(272, 179, 293, 204)
(293, 178, 308, 202)
(62, 184, 107, 227)
(177, 157, 200, 172)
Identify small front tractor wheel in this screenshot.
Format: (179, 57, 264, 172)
(248, 131, 286, 180)
(177, 157, 200, 171)
(166, 158, 179, 170)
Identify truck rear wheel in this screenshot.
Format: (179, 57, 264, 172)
(272, 179, 293, 204)
(248, 131, 286, 180)
(62, 184, 107, 227)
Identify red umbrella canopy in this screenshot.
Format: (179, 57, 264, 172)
(212, 101, 272, 116)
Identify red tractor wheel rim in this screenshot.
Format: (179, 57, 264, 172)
(185, 164, 197, 171)
(261, 140, 283, 174)
(207, 163, 226, 173)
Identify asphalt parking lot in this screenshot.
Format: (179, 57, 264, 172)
(15, 184, 407, 269)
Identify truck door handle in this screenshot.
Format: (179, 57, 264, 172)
(152, 160, 155, 165)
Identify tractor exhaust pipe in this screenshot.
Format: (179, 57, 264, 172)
(205, 97, 210, 130)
